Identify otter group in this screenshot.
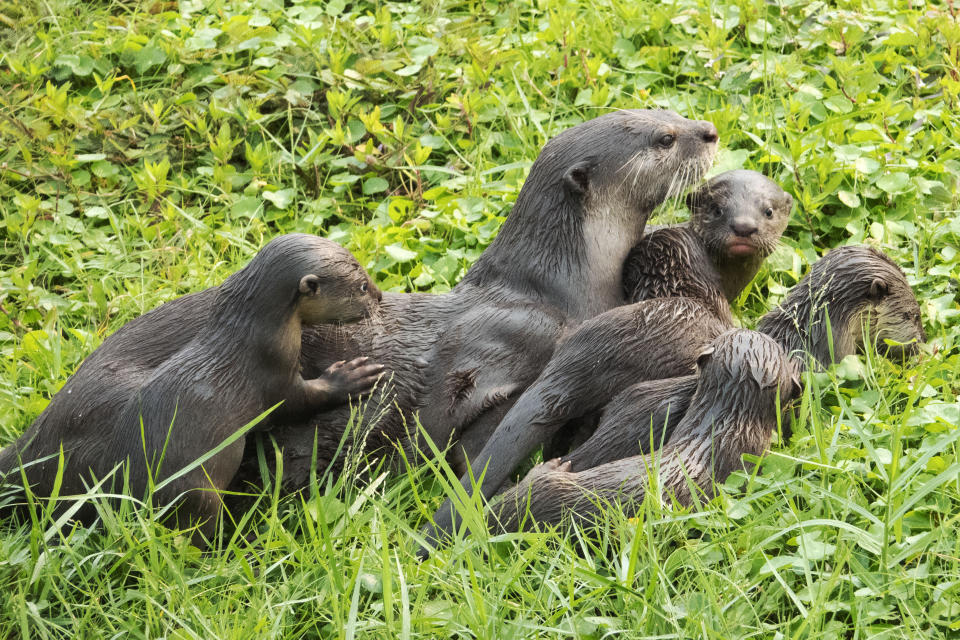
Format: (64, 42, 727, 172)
(0, 110, 925, 552)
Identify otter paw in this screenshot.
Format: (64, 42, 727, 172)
(319, 357, 387, 397)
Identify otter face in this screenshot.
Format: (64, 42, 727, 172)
(540, 109, 718, 219)
(861, 277, 926, 361)
(297, 263, 382, 326)
(687, 169, 793, 263)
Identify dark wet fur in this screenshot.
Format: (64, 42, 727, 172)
(0, 234, 380, 537)
(554, 244, 927, 477)
(545, 170, 790, 462)
(757, 244, 926, 370)
(422, 297, 728, 547)
(490, 330, 799, 531)
(624, 169, 793, 319)
(229, 110, 719, 491)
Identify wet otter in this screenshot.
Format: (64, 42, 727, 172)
(0, 234, 383, 536)
(420, 297, 728, 551)
(490, 329, 800, 532)
(555, 244, 926, 473)
(623, 169, 793, 319)
(231, 110, 719, 490)
(757, 244, 926, 369)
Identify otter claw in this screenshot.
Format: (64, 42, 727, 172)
(318, 358, 386, 397)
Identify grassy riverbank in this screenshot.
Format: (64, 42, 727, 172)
(1, 0, 959, 637)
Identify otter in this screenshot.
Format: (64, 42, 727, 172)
(623, 169, 793, 320)
(0, 234, 384, 537)
(228, 109, 719, 491)
(420, 297, 728, 551)
(553, 244, 926, 473)
(490, 329, 800, 532)
(757, 244, 926, 369)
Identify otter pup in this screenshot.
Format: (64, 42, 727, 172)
(490, 329, 800, 532)
(1, 234, 384, 537)
(558, 244, 926, 472)
(421, 297, 728, 551)
(757, 244, 926, 370)
(623, 169, 793, 319)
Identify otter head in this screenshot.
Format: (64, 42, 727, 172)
(858, 260, 926, 362)
(805, 245, 925, 364)
(697, 328, 802, 414)
(687, 169, 793, 264)
(296, 264, 381, 327)
(546, 109, 719, 221)
(239, 233, 381, 327)
(461, 110, 718, 318)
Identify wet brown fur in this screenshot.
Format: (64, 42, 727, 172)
(491, 329, 799, 531)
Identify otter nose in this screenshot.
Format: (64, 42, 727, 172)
(731, 218, 758, 237)
(700, 122, 719, 144)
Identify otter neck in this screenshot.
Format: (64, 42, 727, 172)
(757, 295, 863, 371)
(674, 390, 773, 462)
(204, 274, 302, 377)
(460, 191, 648, 322)
(714, 253, 765, 302)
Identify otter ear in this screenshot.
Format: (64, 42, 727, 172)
(299, 274, 321, 296)
(563, 161, 592, 196)
(782, 192, 794, 210)
(696, 345, 715, 369)
(869, 278, 889, 301)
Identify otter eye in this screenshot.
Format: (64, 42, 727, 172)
(360, 282, 368, 293)
(658, 134, 675, 148)
(712, 205, 723, 218)
(764, 207, 774, 218)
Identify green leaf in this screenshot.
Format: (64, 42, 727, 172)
(263, 189, 295, 209)
(133, 46, 167, 73)
(410, 42, 439, 64)
(875, 172, 911, 195)
(838, 190, 860, 208)
(75, 154, 106, 163)
(362, 177, 388, 195)
(384, 243, 417, 262)
(232, 196, 262, 218)
(54, 54, 94, 76)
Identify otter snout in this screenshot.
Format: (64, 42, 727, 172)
(698, 121, 719, 144)
(731, 218, 759, 237)
(369, 281, 383, 304)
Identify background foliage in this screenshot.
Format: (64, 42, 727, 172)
(0, 0, 959, 637)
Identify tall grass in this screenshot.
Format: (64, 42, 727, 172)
(1, 0, 959, 637)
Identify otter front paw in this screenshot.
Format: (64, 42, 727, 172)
(315, 357, 386, 401)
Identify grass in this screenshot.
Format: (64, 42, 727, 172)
(1, 0, 959, 636)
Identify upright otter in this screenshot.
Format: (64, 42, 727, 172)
(490, 329, 799, 532)
(421, 297, 728, 551)
(1, 234, 384, 536)
(623, 169, 793, 319)
(558, 244, 926, 473)
(232, 110, 719, 491)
